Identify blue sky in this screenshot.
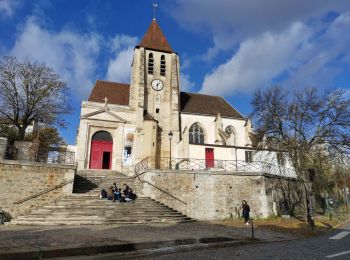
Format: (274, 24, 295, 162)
(1, 0, 350, 144)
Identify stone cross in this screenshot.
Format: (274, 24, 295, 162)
(103, 97, 108, 107)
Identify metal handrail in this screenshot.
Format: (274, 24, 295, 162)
(14, 179, 74, 204)
(133, 158, 187, 205)
(2, 144, 75, 166)
(133, 156, 296, 178)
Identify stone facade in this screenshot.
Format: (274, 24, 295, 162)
(140, 170, 304, 220)
(0, 159, 75, 218)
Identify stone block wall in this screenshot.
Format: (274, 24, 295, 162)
(141, 171, 273, 220)
(264, 176, 306, 216)
(140, 171, 305, 220)
(0, 160, 75, 218)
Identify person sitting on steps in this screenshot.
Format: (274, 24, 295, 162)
(123, 184, 137, 202)
(107, 186, 115, 201)
(114, 188, 121, 201)
(100, 189, 107, 199)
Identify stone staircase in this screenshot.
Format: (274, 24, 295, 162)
(10, 170, 192, 225)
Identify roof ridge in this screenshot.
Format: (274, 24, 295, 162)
(96, 80, 130, 86)
(180, 91, 222, 98)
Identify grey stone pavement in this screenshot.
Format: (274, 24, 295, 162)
(0, 221, 296, 253)
(143, 220, 350, 260)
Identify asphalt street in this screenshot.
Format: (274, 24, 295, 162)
(145, 221, 350, 260)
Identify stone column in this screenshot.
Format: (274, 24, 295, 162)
(14, 141, 36, 161)
(0, 137, 8, 159)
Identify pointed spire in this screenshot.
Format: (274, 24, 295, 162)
(137, 20, 173, 53)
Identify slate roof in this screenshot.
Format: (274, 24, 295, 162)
(88, 80, 129, 106)
(180, 92, 244, 119)
(137, 20, 173, 53)
(87, 81, 244, 119)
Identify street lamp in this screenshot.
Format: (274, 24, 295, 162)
(168, 131, 173, 169)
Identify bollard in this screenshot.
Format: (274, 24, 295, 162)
(251, 218, 255, 239)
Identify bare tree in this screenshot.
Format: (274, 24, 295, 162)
(251, 86, 350, 218)
(0, 56, 70, 140)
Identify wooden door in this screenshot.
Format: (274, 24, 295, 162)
(89, 140, 112, 169)
(205, 148, 214, 168)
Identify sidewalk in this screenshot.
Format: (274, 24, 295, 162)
(0, 221, 296, 259)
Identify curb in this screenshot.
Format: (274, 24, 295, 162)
(0, 237, 249, 260)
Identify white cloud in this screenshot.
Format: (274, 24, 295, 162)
(200, 11, 350, 95)
(106, 35, 138, 83)
(180, 73, 195, 92)
(201, 23, 311, 95)
(170, 0, 350, 58)
(106, 47, 134, 83)
(9, 16, 139, 98)
(0, 0, 20, 17)
(10, 17, 101, 97)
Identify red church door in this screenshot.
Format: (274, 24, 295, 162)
(89, 131, 113, 170)
(205, 148, 214, 168)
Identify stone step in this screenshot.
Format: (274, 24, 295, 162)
(10, 170, 193, 226)
(42, 205, 172, 210)
(16, 216, 105, 221)
(10, 219, 193, 226)
(10, 220, 105, 225)
(28, 210, 184, 216)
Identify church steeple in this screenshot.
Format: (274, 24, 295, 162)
(137, 20, 173, 53)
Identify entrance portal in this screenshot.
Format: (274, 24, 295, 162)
(89, 131, 113, 169)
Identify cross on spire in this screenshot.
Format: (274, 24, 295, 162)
(103, 97, 108, 107)
(153, 3, 158, 20)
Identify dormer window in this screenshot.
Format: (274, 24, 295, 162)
(160, 55, 166, 76)
(148, 53, 154, 74)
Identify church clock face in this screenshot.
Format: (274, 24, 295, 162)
(151, 79, 164, 91)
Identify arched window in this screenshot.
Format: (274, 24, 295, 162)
(148, 53, 154, 74)
(160, 55, 166, 76)
(189, 123, 205, 144)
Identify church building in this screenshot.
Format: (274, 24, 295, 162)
(76, 19, 287, 175)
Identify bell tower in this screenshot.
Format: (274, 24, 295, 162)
(129, 19, 180, 161)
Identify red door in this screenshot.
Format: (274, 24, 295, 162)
(205, 148, 214, 168)
(89, 140, 112, 169)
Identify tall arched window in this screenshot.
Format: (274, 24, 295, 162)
(189, 123, 205, 144)
(160, 55, 166, 76)
(148, 53, 154, 74)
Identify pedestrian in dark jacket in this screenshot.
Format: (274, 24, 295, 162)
(242, 200, 250, 225)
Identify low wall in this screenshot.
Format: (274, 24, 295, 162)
(141, 170, 304, 220)
(0, 159, 75, 218)
(141, 171, 273, 220)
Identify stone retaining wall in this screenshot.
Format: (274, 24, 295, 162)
(141, 171, 304, 220)
(0, 159, 75, 218)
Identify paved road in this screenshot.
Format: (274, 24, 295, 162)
(146, 221, 350, 260)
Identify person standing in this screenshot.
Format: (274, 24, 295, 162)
(242, 200, 250, 225)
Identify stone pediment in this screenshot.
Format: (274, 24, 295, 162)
(81, 108, 127, 123)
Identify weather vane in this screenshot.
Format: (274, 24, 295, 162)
(153, 3, 158, 20)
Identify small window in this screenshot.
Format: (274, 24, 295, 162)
(160, 55, 166, 76)
(148, 53, 154, 74)
(156, 108, 160, 113)
(245, 151, 253, 163)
